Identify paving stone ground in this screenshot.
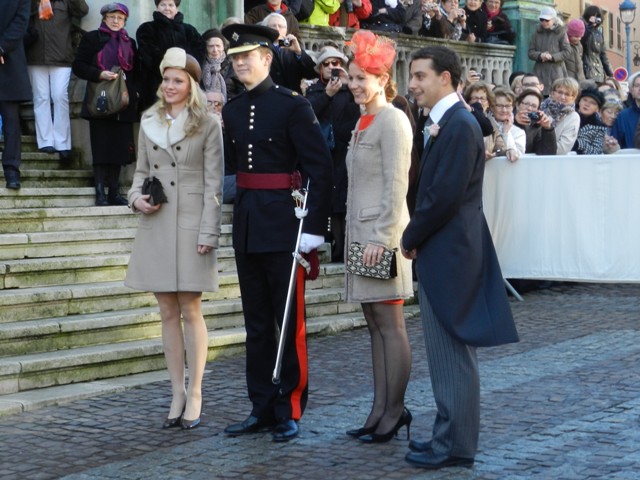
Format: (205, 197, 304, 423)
(1, 282, 639, 480)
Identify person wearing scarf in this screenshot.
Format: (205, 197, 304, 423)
(482, 0, 515, 45)
(540, 77, 580, 155)
(72, 2, 139, 206)
(200, 29, 227, 101)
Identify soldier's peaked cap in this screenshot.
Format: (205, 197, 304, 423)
(222, 24, 279, 55)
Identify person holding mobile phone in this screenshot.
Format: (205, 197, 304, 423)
(306, 46, 359, 263)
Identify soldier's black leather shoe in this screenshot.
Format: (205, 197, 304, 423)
(272, 419, 299, 442)
(224, 415, 275, 435)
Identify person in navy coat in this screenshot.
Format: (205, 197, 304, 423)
(401, 45, 519, 470)
(0, 0, 32, 189)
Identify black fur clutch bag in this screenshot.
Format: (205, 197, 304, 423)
(141, 176, 168, 205)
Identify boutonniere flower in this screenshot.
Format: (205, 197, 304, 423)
(428, 123, 440, 138)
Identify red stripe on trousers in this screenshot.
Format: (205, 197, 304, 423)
(289, 264, 308, 420)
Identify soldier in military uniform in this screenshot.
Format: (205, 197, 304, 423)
(221, 24, 332, 442)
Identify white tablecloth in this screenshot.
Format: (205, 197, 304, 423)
(482, 150, 640, 282)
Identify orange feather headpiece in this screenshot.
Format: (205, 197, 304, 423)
(346, 30, 396, 75)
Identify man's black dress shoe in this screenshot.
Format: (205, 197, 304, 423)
(39, 146, 56, 154)
(408, 439, 431, 452)
(224, 415, 275, 435)
(272, 419, 299, 442)
(405, 451, 474, 470)
(5, 169, 20, 190)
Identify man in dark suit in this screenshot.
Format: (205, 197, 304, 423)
(221, 24, 332, 442)
(0, 0, 31, 189)
(401, 46, 519, 469)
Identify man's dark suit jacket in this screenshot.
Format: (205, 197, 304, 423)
(402, 101, 519, 347)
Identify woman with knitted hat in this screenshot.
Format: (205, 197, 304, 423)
(343, 30, 414, 443)
(565, 19, 586, 84)
(125, 47, 224, 430)
(72, 2, 139, 206)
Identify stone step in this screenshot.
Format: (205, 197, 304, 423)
(0, 205, 136, 233)
(1, 169, 93, 188)
(0, 256, 341, 324)
(0, 187, 96, 209)
(0, 275, 242, 324)
(0, 205, 235, 234)
(0, 223, 234, 261)
(17, 151, 86, 170)
(0, 277, 351, 359)
(0, 305, 391, 395)
(0, 248, 239, 289)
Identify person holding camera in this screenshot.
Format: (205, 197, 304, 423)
(328, 0, 372, 28)
(260, 13, 317, 93)
(485, 87, 525, 162)
(419, 0, 468, 41)
(305, 46, 360, 263)
(581, 6, 613, 83)
(245, 0, 302, 39)
(513, 89, 556, 155)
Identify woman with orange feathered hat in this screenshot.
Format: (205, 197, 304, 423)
(343, 29, 414, 444)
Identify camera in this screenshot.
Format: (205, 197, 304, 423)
(331, 68, 341, 81)
(528, 111, 541, 125)
(595, 17, 602, 24)
(278, 38, 290, 47)
(475, 72, 484, 80)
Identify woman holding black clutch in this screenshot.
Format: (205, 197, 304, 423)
(125, 47, 224, 430)
(344, 30, 414, 443)
(72, 2, 139, 206)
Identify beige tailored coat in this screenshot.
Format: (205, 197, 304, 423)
(125, 106, 224, 292)
(345, 104, 413, 303)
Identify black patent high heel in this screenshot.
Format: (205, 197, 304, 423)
(162, 407, 185, 429)
(359, 407, 412, 444)
(346, 421, 379, 438)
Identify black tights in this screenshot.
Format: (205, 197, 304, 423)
(361, 302, 411, 435)
(94, 164, 122, 192)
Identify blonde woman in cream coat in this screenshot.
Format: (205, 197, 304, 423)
(125, 48, 223, 430)
(343, 30, 414, 444)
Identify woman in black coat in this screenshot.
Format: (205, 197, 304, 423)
(72, 2, 139, 206)
(136, 0, 204, 111)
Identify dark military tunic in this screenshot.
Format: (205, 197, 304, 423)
(222, 76, 332, 422)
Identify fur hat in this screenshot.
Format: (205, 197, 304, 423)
(159, 47, 202, 83)
(566, 19, 586, 37)
(578, 87, 605, 108)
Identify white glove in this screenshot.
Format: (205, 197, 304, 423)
(385, 0, 398, 8)
(299, 233, 324, 253)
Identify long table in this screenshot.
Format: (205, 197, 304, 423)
(482, 150, 640, 282)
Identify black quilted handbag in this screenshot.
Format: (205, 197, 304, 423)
(346, 242, 397, 280)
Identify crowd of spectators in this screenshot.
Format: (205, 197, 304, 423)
(2, 0, 640, 194)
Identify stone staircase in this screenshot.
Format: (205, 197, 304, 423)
(0, 135, 365, 400)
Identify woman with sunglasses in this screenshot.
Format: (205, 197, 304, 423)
(527, 6, 570, 96)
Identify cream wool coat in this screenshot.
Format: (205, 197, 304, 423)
(345, 104, 413, 303)
(125, 106, 224, 292)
